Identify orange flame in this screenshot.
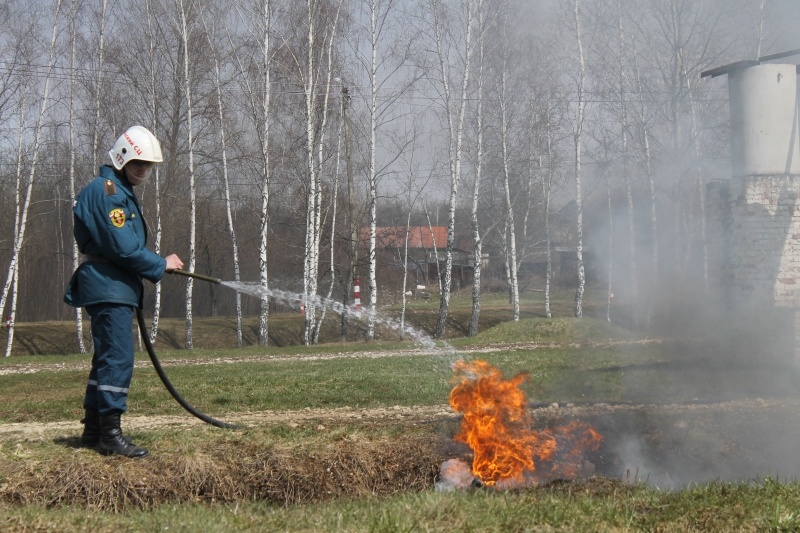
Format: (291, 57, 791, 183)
(449, 359, 602, 487)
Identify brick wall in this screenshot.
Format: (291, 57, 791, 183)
(707, 175, 800, 359)
(708, 175, 800, 309)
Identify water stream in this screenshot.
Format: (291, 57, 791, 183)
(219, 281, 456, 358)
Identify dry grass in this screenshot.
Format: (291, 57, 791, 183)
(0, 433, 450, 511)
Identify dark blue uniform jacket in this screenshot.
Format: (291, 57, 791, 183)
(64, 165, 166, 308)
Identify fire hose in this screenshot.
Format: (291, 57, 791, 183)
(134, 268, 240, 429)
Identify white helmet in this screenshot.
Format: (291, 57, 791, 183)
(108, 125, 163, 170)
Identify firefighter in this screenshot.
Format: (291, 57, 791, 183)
(64, 125, 183, 458)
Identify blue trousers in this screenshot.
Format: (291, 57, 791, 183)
(84, 303, 135, 415)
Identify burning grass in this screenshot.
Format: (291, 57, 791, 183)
(445, 359, 602, 489)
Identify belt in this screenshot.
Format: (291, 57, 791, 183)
(82, 254, 110, 263)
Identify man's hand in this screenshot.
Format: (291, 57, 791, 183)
(165, 254, 184, 272)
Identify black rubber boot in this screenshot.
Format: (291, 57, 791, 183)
(80, 409, 101, 447)
(82, 409, 132, 447)
(98, 413, 149, 458)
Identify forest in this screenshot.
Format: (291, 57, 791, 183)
(0, 0, 797, 354)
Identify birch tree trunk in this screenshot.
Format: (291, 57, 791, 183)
(617, 0, 638, 305)
(91, 0, 108, 172)
(229, 0, 273, 346)
(685, 69, 708, 293)
(313, 125, 342, 345)
(205, 15, 243, 347)
(571, 0, 587, 319)
(605, 169, 613, 323)
(0, 99, 27, 329)
(468, 0, 485, 337)
(177, 0, 197, 349)
(631, 51, 659, 293)
(499, 67, 520, 322)
(341, 84, 356, 340)
(431, 0, 474, 339)
(365, 0, 380, 341)
(425, 203, 443, 296)
(3, 0, 63, 356)
(68, 0, 86, 353)
(146, 0, 164, 344)
(543, 102, 555, 319)
(302, 0, 341, 345)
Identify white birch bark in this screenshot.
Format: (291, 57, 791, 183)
(177, 0, 196, 349)
(499, 64, 519, 322)
(257, 0, 272, 347)
(400, 209, 412, 339)
(302, 0, 341, 345)
(68, 0, 86, 353)
(313, 124, 342, 345)
(90, 0, 108, 172)
(341, 84, 356, 340)
(617, 0, 638, 303)
(543, 103, 554, 319)
(310, 8, 340, 343)
(685, 69, 708, 292)
(572, 0, 587, 319)
(146, 0, 164, 344)
(365, 0, 380, 341)
(0, 97, 27, 324)
(425, 205, 442, 296)
(230, 0, 273, 346)
(606, 174, 613, 323)
(468, 0, 485, 337)
(302, 1, 319, 347)
(3, 0, 63, 356)
(431, 0, 474, 339)
(631, 52, 658, 283)
(205, 16, 243, 347)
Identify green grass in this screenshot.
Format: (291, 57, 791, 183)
(0, 336, 669, 424)
(2, 477, 800, 532)
(3, 290, 800, 531)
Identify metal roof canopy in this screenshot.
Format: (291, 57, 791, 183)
(701, 48, 800, 78)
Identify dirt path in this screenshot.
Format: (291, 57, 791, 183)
(4, 395, 797, 442)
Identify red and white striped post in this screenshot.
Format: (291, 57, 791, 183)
(353, 277, 362, 316)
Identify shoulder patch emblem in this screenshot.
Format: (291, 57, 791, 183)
(104, 179, 117, 195)
(109, 208, 126, 228)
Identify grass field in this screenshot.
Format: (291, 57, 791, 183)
(2, 288, 800, 531)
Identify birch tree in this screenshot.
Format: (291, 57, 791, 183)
(229, 0, 273, 346)
(541, 99, 557, 319)
(89, 0, 109, 171)
(2, 0, 64, 356)
(175, 0, 197, 349)
(468, 0, 486, 337)
(340, 83, 356, 340)
(568, 0, 587, 318)
(313, 122, 342, 345)
(428, 0, 475, 339)
(68, 0, 86, 353)
(297, 0, 342, 345)
(495, 0, 520, 322)
(145, 0, 166, 343)
(612, 0, 638, 305)
(204, 11, 244, 347)
(631, 0, 729, 285)
(348, 0, 418, 340)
